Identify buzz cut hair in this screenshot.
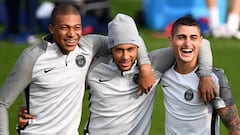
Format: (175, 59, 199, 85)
(50, 3, 80, 25)
(171, 16, 201, 36)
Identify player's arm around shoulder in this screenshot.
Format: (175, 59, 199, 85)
(79, 34, 109, 57)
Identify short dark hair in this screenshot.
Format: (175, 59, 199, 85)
(171, 16, 200, 36)
(50, 3, 80, 25)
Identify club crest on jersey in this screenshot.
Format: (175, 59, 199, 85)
(133, 73, 139, 84)
(184, 89, 194, 101)
(75, 55, 86, 67)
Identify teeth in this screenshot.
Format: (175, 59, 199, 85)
(182, 49, 193, 53)
(66, 40, 75, 43)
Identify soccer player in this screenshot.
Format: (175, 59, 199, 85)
(161, 16, 240, 134)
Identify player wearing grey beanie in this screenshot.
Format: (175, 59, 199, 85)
(84, 13, 161, 135)
(108, 13, 142, 49)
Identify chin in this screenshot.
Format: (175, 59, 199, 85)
(120, 67, 131, 71)
(180, 56, 194, 62)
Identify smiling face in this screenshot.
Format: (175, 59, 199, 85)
(111, 44, 138, 71)
(49, 14, 82, 55)
(169, 24, 202, 73)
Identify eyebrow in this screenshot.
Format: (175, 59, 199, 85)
(176, 34, 200, 37)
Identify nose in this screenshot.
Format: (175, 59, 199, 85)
(67, 28, 74, 37)
(184, 38, 191, 47)
(122, 51, 129, 60)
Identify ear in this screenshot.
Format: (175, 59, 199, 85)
(199, 36, 203, 47)
(168, 36, 173, 47)
(48, 24, 54, 34)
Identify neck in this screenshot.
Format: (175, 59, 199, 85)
(174, 61, 197, 74)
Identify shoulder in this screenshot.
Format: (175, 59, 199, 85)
(89, 55, 112, 71)
(21, 41, 47, 62)
(212, 67, 228, 86)
(212, 67, 225, 77)
(79, 34, 108, 46)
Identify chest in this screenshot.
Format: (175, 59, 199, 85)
(32, 48, 93, 88)
(161, 70, 219, 106)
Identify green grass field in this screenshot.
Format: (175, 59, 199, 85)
(0, 0, 239, 134)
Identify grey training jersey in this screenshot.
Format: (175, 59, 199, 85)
(161, 66, 235, 135)
(0, 34, 109, 135)
(86, 56, 161, 135)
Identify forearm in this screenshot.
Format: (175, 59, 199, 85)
(218, 105, 240, 134)
(80, 34, 110, 57)
(137, 36, 151, 65)
(149, 47, 175, 73)
(0, 105, 9, 135)
(198, 39, 213, 77)
(137, 36, 155, 94)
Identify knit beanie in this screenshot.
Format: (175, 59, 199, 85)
(108, 13, 141, 49)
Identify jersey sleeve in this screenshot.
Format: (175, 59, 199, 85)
(212, 67, 235, 106)
(137, 36, 151, 65)
(79, 34, 110, 58)
(148, 47, 175, 73)
(198, 39, 213, 77)
(0, 48, 35, 134)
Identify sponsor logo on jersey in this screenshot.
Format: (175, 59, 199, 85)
(75, 55, 86, 67)
(184, 89, 194, 101)
(98, 78, 110, 82)
(44, 67, 56, 73)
